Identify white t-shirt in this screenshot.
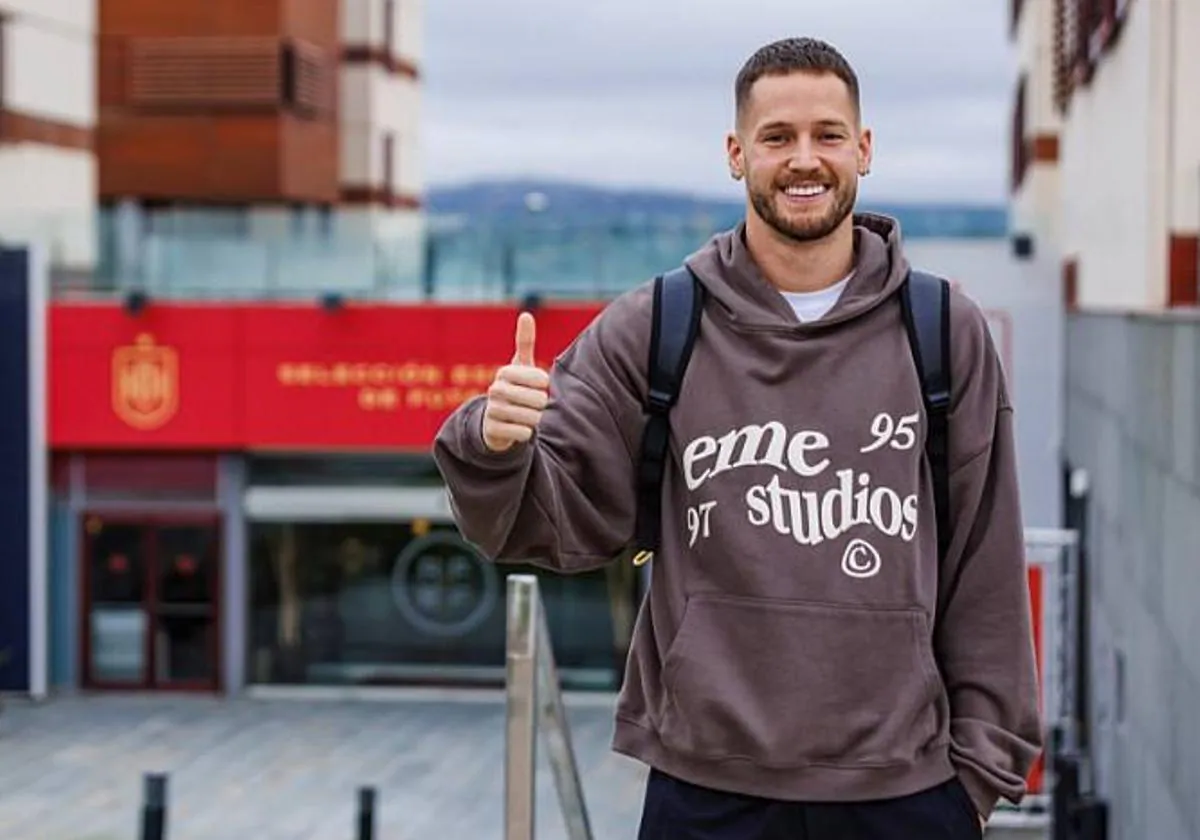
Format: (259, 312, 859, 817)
(780, 274, 852, 323)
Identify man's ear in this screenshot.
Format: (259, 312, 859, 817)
(726, 132, 744, 180)
(857, 126, 874, 177)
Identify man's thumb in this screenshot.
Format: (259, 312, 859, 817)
(514, 311, 536, 366)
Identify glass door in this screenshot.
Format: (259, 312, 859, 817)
(151, 523, 219, 688)
(83, 514, 221, 691)
(84, 518, 149, 686)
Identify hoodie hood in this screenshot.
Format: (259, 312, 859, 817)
(683, 212, 912, 330)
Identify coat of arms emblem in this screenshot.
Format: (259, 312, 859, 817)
(111, 333, 179, 430)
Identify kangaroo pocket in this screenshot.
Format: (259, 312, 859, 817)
(659, 593, 946, 769)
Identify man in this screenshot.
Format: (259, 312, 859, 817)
(434, 37, 1042, 839)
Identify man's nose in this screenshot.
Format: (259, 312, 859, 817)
(786, 138, 820, 171)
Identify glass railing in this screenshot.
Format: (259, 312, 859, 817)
(16, 209, 725, 303)
(1, 205, 1009, 304)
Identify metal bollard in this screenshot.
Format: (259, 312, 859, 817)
(356, 786, 376, 840)
(140, 773, 168, 840)
(1072, 796, 1109, 840)
(1052, 751, 1081, 840)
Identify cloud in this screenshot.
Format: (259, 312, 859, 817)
(420, 0, 1015, 202)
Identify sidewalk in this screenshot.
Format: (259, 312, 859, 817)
(0, 692, 1048, 839)
(0, 692, 647, 840)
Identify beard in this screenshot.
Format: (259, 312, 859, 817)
(748, 173, 857, 243)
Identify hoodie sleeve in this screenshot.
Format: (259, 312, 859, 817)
(432, 286, 653, 572)
(937, 290, 1044, 818)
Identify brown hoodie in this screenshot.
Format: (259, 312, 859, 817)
(433, 214, 1043, 817)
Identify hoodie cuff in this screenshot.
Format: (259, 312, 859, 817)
(956, 766, 1001, 821)
(462, 396, 536, 467)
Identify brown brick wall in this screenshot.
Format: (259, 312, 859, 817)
(98, 0, 339, 204)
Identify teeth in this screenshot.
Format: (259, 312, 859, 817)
(786, 184, 827, 197)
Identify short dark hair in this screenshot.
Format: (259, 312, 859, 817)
(735, 37, 860, 121)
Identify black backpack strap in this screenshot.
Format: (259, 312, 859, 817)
(632, 265, 705, 566)
(899, 269, 952, 563)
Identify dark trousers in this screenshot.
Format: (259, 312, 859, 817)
(636, 769, 983, 840)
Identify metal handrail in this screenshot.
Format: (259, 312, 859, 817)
(505, 574, 594, 840)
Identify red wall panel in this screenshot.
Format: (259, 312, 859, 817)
(50, 301, 605, 451)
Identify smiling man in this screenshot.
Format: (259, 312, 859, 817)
(733, 54, 864, 263)
(434, 37, 1043, 840)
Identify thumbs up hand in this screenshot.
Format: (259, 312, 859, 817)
(482, 312, 551, 453)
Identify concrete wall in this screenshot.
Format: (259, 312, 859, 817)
(339, 0, 423, 244)
(1010, 0, 1199, 310)
(1169, 0, 1200, 237)
(3, 1, 95, 125)
(1058, 0, 1163, 311)
(339, 0, 422, 202)
(0, 148, 96, 268)
(1063, 311, 1200, 840)
(0, 0, 97, 270)
(1009, 0, 1062, 248)
(339, 62, 421, 198)
(341, 0, 421, 64)
(907, 239, 1064, 530)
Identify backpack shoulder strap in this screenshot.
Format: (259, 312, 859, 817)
(632, 265, 706, 566)
(899, 269, 952, 563)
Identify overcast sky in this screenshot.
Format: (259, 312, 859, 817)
(420, 1, 1015, 203)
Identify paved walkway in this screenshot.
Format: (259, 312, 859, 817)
(0, 692, 647, 840)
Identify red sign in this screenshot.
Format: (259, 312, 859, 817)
(50, 301, 605, 450)
(1026, 564, 1045, 794)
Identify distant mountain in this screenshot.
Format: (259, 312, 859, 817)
(426, 178, 740, 223)
(425, 179, 1009, 238)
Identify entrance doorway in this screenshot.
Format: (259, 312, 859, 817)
(81, 514, 222, 691)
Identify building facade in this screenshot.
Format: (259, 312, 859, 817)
(339, 0, 422, 227)
(0, 0, 97, 281)
(25, 0, 589, 699)
(95, 0, 425, 297)
(1007, 0, 1062, 251)
(39, 241, 1068, 704)
(1010, 2, 1200, 838)
(45, 299, 637, 696)
(1010, 0, 1199, 310)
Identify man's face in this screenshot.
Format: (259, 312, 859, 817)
(727, 71, 872, 243)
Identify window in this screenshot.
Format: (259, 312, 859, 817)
(129, 37, 281, 109)
(246, 520, 632, 689)
(1011, 76, 1028, 191)
(123, 36, 331, 119)
(1056, 0, 1128, 111)
(289, 204, 334, 239)
(281, 39, 330, 118)
(382, 131, 395, 198)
